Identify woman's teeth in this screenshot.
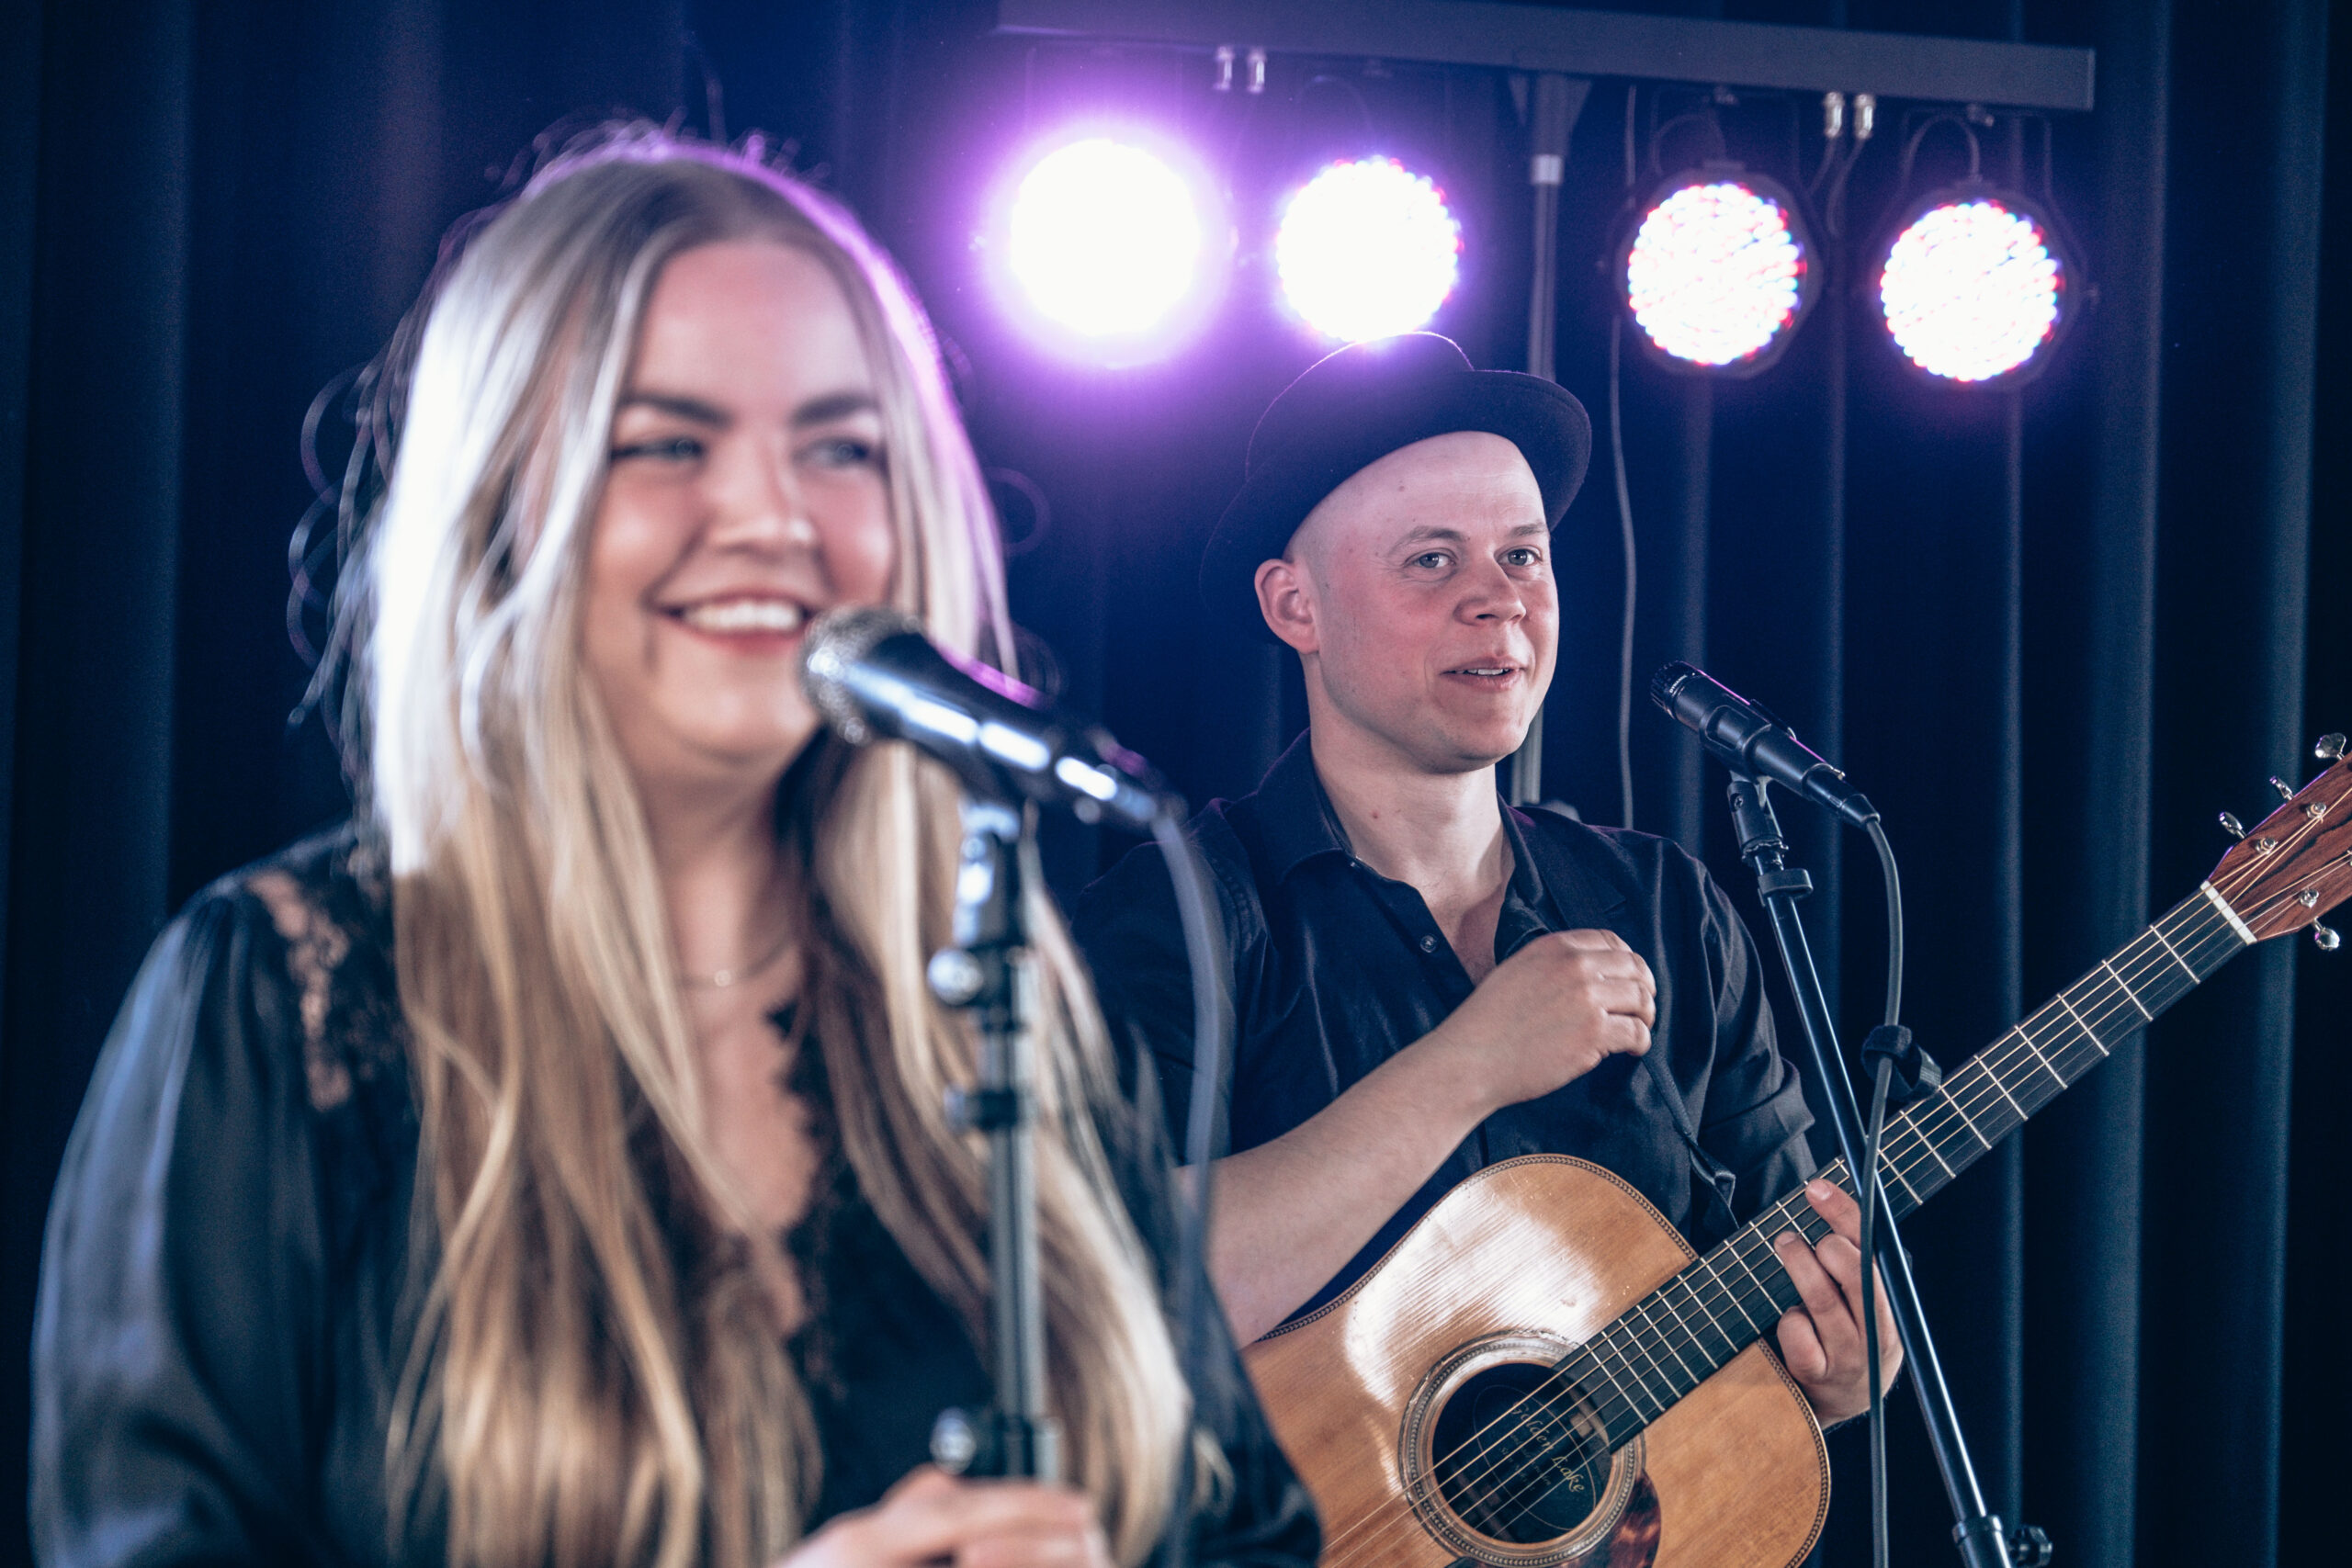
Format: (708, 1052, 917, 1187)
(680, 599, 805, 633)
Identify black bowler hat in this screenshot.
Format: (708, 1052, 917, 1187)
(1200, 333, 1592, 643)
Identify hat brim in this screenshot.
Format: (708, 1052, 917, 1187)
(1201, 369, 1592, 644)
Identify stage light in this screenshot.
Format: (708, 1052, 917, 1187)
(1874, 185, 2073, 385)
(1275, 157, 1462, 342)
(985, 130, 1227, 366)
(1617, 166, 1818, 376)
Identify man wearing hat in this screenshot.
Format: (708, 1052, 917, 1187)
(1072, 333, 1894, 1424)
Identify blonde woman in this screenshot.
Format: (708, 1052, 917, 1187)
(30, 130, 1316, 1568)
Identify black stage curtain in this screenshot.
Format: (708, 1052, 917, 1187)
(1, 3, 2344, 1566)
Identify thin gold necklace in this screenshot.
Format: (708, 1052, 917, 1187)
(681, 926, 794, 990)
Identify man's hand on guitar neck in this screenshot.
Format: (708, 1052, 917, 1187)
(1771, 1179, 1904, 1425)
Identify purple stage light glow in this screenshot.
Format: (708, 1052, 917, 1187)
(1877, 198, 2063, 382)
(985, 130, 1225, 367)
(1275, 158, 1461, 342)
(1623, 180, 1807, 368)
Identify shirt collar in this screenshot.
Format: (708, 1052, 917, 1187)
(1505, 802, 1634, 933)
(1250, 732, 1615, 928)
(1250, 731, 1355, 883)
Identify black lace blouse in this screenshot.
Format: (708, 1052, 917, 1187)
(29, 829, 1319, 1568)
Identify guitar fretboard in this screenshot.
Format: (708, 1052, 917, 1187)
(1555, 886, 2249, 1450)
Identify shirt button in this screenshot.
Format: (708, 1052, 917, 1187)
(1419, 934, 1438, 953)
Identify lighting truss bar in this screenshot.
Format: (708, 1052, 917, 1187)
(996, 0, 2094, 112)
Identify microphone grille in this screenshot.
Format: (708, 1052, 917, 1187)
(799, 605, 922, 747)
(1649, 660, 1699, 711)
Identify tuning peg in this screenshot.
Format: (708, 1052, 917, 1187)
(2319, 733, 2348, 761)
(2315, 923, 2342, 953)
(2220, 812, 2246, 840)
(2272, 776, 2297, 801)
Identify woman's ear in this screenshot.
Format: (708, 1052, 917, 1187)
(1254, 556, 1319, 655)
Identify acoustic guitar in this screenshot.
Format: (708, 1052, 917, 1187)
(1241, 744, 2352, 1568)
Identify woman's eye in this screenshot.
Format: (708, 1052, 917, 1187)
(806, 435, 881, 469)
(610, 434, 704, 464)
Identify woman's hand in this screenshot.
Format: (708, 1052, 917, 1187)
(781, 1467, 1114, 1568)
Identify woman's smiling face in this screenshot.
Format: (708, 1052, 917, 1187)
(581, 240, 898, 795)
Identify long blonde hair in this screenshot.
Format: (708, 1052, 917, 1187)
(347, 130, 1189, 1568)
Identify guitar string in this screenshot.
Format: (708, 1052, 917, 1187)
(1314, 885, 2284, 1568)
(1437, 845, 2352, 1548)
(1311, 850, 2338, 1568)
(1345, 850, 2346, 1567)
(1380, 788, 2348, 1542)
(1420, 881, 2305, 1556)
(1311, 797, 2347, 1566)
(1322, 886, 2301, 1568)
(1318, 905, 2247, 1568)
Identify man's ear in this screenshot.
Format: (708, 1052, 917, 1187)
(1255, 556, 1319, 654)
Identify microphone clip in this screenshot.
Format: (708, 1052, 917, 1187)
(1859, 1024, 1942, 1110)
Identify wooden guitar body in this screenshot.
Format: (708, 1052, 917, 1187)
(1243, 1156, 1827, 1568)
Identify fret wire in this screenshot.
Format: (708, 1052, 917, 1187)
(2063, 966, 2128, 1035)
(2102, 958, 2154, 1020)
(1666, 1272, 1735, 1365)
(1877, 1146, 1927, 1207)
(1606, 1311, 1679, 1415)
(1633, 1292, 1701, 1389)
(1577, 894, 2257, 1461)
(1607, 1320, 1674, 1421)
(2050, 990, 2107, 1059)
(1645, 1282, 1711, 1380)
(1699, 1253, 1765, 1335)
(1677, 1258, 1741, 1347)
(1692, 1256, 1770, 1354)
(2007, 1021, 2069, 1090)
(1889, 1113, 1957, 1179)
(1975, 1056, 2030, 1121)
(1933, 1077, 1995, 1148)
(1915, 1075, 1990, 1153)
(2000, 1021, 2073, 1110)
(2147, 922, 2199, 980)
(1495, 896, 2226, 1499)
(1623, 1292, 1692, 1399)
(1581, 1330, 1657, 1430)
(1719, 1225, 1788, 1318)
(1578, 1337, 1652, 1435)
(1954, 1061, 2024, 1140)
(1884, 1112, 1959, 1206)
(2104, 929, 2180, 1008)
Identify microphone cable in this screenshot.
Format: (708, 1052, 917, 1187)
(1859, 815, 1905, 1568)
(1151, 805, 1234, 1568)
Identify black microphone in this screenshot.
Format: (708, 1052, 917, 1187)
(1650, 661, 1878, 828)
(800, 606, 1170, 831)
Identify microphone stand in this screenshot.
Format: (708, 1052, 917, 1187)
(926, 795, 1060, 1482)
(1722, 771, 2036, 1568)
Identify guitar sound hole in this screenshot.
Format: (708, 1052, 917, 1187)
(1428, 1362, 1611, 1545)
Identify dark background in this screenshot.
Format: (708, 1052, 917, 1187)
(3, 1, 2346, 1565)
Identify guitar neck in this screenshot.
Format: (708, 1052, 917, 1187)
(1565, 884, 2251, 1450)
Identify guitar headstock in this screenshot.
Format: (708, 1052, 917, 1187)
(2211, 734, 2352, 946)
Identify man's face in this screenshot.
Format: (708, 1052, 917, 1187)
(1258, 430, 1557, 775)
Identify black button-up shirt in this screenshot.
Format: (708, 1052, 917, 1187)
(1073, 733, 1817, 1322)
